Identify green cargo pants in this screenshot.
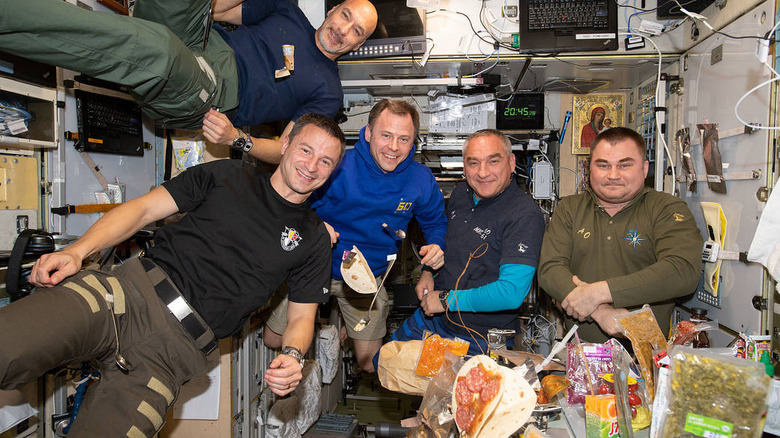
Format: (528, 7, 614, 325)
(0, 0, 239, 130)
(0, 258, 213, 437)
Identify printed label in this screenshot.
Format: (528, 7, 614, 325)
(582, 344, 613, 360)
(576, 33, 616, 40)
(683, 413, 732, 438)
(7, 118, 28, 135)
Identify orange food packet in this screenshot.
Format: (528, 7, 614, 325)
(541, 374, 571, 401)
(415, 332, 469, 377)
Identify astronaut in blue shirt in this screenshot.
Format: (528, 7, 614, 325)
(265, 100, 448, 373)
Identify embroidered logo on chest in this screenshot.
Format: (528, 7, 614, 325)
(395, 200, 413, 212)
(473, 226, 491, 240)
(622, 225, 647, 252)
(281, 227, 302, 251)
(577, 228, 591, 239)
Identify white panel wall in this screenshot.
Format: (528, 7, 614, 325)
(672, 1, 774, 336)
(48, 1, 159, 237)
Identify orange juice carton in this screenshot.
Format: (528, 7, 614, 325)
(585, 394, 621, 438)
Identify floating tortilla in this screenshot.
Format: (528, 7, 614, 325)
(340, 245, 377, 294)
(452, 355, 536, 438)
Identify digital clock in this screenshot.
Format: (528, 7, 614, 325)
(496, 93, 545, 130)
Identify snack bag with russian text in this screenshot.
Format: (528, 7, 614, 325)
(566, 342, 614, 405)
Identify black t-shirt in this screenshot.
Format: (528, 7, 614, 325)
(436, 180, 545, 337)
(147, 160, 332, 338)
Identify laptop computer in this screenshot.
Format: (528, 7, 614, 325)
(517, 0, 619, 54)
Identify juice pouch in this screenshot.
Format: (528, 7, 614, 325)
(585, 394, 621, 438)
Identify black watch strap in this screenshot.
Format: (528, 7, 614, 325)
(231, 128, 253, 153)
(439, 290, 450, 311)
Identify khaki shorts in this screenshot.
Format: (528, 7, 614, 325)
(266, 278, 389, 341)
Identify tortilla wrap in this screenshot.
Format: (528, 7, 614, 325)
(452, 355, 504, 437)
(340, 245, 377, 294)
(479, 366, 536, 437)
(452, 355, 536, 437)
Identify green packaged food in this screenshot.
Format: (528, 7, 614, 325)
(659, 346, 771, 438)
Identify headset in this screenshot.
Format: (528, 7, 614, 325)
(6, 229, 55, 301)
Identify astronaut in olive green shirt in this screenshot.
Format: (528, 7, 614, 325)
(539, 127, 702, 342)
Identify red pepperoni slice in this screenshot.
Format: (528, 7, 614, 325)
(455, 404, 475, 431)
(465, 365, 487, 392)
(480, 376, 501, 402)
(456, 377, 474, 405)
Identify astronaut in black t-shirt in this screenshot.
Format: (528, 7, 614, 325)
(0, 114, 345, 436)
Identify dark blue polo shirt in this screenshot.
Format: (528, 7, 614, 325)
(435, 179, 545, 337)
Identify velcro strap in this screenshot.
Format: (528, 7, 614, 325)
(62, 282, 101, 313)
(106, 276, 126, 314)
(147, 377, 174, 405)
(136, 400, 163, 430)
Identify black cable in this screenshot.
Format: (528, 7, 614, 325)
(513, 58, 533, 92)
(615, 0, 695, 13)
(707, 28, 777, 44)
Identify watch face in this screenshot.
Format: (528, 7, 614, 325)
(233, 137, 247, 149)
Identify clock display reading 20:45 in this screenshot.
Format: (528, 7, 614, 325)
(504, 106, 537, 117)
(496, 93, 545, 130)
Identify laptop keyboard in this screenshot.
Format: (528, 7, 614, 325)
(80, 93, 141, 136)
(528, 0, 611, 30)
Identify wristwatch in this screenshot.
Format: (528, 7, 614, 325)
(281, 346, 305, 368)
(439, 290, 450, 311)
(231, 128, 253, 153)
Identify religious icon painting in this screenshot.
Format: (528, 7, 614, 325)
(571, 94, 625, 155)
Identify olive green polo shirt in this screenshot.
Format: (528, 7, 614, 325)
(539, 187, 703, 343)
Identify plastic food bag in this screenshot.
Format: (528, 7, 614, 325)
(668, 318, 718, 347)
(378, 340, 431, 395)
(658, 346, 771, 438)
(610, 342, 651, 433)
(540, 374, 571, 404)
(417, 352, 463, 438)
(614, 305, 668, 401)
(415, 332, 469, 377)
(171, 135, 205, 171)
(566, 341, 614, 405)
